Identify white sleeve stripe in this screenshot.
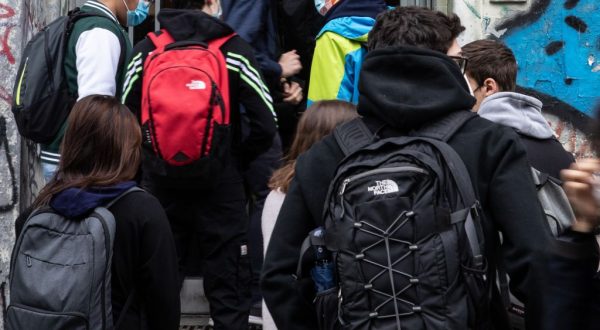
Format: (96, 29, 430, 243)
(226, 58, 273, 103)
(122, 58, 143, 89)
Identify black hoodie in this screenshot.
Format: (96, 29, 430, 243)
(122, 9, 277, 181)
(261, 47, 551, 330)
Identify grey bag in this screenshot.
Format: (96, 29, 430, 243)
(7, 187, 141, 330)
(499, 167, 575, 330)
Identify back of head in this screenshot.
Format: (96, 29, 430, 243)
(171, 0, 205, 9)
(269, 100, 358, 192)
(462, 39, 517, 92)
(368, 6, 465, 53)
(34, 95, 141, 207)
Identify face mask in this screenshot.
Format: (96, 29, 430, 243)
(123, 0, 149, 27)
(211, 0, 223, 18)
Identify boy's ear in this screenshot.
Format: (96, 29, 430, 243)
(483, 78, 499, 97)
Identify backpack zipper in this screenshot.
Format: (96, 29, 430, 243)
(339, 166, 428, 195)
(337, 166, 428, 220)
(15, 57, 28, 106)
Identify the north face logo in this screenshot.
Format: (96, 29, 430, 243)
(186, 80, 206, 90)
(367, 180, 399, 195)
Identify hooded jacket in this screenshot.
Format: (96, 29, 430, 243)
(478, 92, 574, 179)
(15, 183, 180, 330)
(122, 9, 277, 181)
(306, 0, 386, 106)
(262, 47, 551, 330)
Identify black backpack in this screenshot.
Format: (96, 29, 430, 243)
(11, 7, 125, 144)
(315, 111, 491, 329)
(7, 187, 141, 330)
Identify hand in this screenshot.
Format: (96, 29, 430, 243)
(561, 158, 600, 232)
(279, 50, 302, 78)
(282, 80, 303, 105)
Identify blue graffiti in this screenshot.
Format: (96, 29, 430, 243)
(501, 0, 600, 115)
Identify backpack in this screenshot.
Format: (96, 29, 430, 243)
(11, 7, 126, 144)
(140, 30, 235, 189)
(498, 167, 575, 330)
(7, 187, 142, 330)
(311, 111, 491, 329)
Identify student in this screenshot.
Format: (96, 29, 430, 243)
(261, 100, 357, 330)
(462, 39, 574, 179)
(41, 0, 149, 181)
(15, 95, 180, 330)
(122, 1, 277, 329)
(551, 156, 600, 330)
(262, 6, 550, 329)
(306, 0, 386, 105)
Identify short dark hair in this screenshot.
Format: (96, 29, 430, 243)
(462, 40, 517, 91)
(368, 6, 465, 54)
(171, 0, 205, 9)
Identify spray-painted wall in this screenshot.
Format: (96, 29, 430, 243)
(455, 0, 598, 158)
(0, 1, 25, 326)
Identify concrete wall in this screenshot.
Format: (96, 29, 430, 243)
(455, 0, 598, 158)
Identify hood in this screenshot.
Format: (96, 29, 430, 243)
(325, 0, 386, 22)
(478, 92, 553, 139)
(158, 8, 234, 42)
(50, 181, 136, 218)
(318, 0, 386, 41)
(357, 46, 476, 130)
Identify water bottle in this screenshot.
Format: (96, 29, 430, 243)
(310, 227, 335, 293)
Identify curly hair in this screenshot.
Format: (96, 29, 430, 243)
(368, 6, 465, 54)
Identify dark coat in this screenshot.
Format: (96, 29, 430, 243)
(261, 46, 551, 330)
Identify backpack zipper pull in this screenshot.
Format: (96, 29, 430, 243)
(337, 178, 351, 220)
(26, 255, 32, 267)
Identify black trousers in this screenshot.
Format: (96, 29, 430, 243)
(143, 177, 252, 330)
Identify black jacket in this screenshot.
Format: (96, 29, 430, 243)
(544, 230, 600, 330)
(16, 187, 180, 330)
(519, 135, 574, 179)
(261, 46, 551, 329)
(122, 9, 277, 177)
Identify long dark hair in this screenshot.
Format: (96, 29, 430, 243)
(33, 95, 141, 207)
(268, 100, 358, 193)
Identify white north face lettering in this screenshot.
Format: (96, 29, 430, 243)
(186, 80, 206, 90)
(367, 180, 399, 195)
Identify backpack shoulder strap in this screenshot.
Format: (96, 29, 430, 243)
(105, 187, 144, 209)
(333, 118, 374, 157)
(208, 33, 237, 51)
(414, 110, 476, 142)
(147, 29, 175, 49)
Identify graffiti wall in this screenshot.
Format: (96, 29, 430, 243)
(0, 0, 69, 326)
(455, 0, 598, 158)
(0, 1, 24, 326)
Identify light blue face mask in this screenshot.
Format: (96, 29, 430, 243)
(123, 0, 150, 27)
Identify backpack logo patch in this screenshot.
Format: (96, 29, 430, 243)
(367, 180, 399, 195)
(186, 80, 206, 90)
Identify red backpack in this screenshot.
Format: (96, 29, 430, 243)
(140, 30, 235, 188)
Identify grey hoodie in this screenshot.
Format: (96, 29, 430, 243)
(478, 92, 554, 139)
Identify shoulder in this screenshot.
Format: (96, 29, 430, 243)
(221, 35, 255, 58)
(295, 134, 344, 188)
(73, 16, 123, 40)
(109, 190, 167, 224)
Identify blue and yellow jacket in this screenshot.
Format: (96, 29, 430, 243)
(307, 0, 386, 106)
